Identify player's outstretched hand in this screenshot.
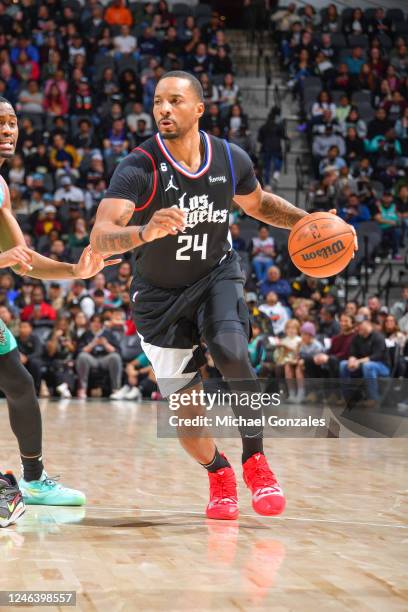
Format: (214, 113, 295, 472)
(0, 245, 33, 274)
(73, 245, 122, 279)
(143, 208, 186, 242)
(329, 208, 358, 255)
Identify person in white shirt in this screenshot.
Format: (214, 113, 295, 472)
(114, 25, 137, 56)
(259, 291, 289, 336)
(251, 226, 276, 281)
(126, 101, 153, 133)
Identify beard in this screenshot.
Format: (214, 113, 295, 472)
(0, 151, 15, 159)
(160, 130, 179, 140)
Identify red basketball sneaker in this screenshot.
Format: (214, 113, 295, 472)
(243, 453, 285, 516)
(206, 462, 239, 521)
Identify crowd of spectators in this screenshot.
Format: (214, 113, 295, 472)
(271, 3, 408, 266)
(0, 0, 407, 409)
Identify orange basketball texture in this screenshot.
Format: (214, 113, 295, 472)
(288, 213, 354, 278)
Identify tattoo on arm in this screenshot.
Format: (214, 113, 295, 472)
(259, 192, 307, 229)
(96, 232, 134, 253)
(117, 202, 135, 227)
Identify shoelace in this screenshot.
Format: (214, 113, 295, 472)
(249, 462, 279, 492)
(41, 475, 60, 488)
(210, 472, 237, 503)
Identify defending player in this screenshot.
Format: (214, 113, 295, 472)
(91, 71, 355, 519)
(0, 96, 119, 524)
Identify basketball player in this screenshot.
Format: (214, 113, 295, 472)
(0, 97, 119, 526)
(91, 72, 355, 520)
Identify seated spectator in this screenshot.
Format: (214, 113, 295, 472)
(49, 134, 80, 172)
(334, 63, 352, 93)
(211, 46, 233, 76)
(260, 266, 292, 304)
(17, 320, 44, 394)
(321, 4, 341, 33)
(318, 306, 340, 340)
(126, 101, 153, 134)
(17, 79, 44, 114)
(339, 192, 371, 229)
(201, 103, 222, 134)
(20, 285, 56, 326)
(199, 73, 219, 105)
(115, 351, 156, 400)
(68, 217, 89, 250)
(390, 285, 408, 322)
(54, 175, 85, 216)
(374, 191, 402, 260)
(345, 127, 365, 163)
(225, 104, 248, 137)
(69, 77, 94, 119)
(66, 279, 95, 319)
(251, 226, 276, 281)
(308, 312, 356, 379)
(367, 8, 391, 37)
(45, 316, 76, 397)
(34, 205, 62, 237)
(367, 107, 393, 140)
(15, 51, 40, 82)
(345, 46, 365, 77)
(259, 291, 289, 336)
(139, 27, 162, 58)
(319, 144, 346, 176)
(341, 107, 367, 139)
(382, 314, 406, 351)
(311, 91, 336, 121)
(335, 94, 351, 124)
(339, 319, 390, 406)
(218, 73, 240, 109)
(343, 9, 366, 36)
(104, 0, 133, 27)
(119, 70, 143, 105)
(43, 82, 69, 116)
(75, 314, 123, 399)
(113, 24, 137, 57)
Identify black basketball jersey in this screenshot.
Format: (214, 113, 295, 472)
(110, 131, 236, 288)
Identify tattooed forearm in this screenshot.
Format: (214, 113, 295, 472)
(258, 191, 308, 229)
(95, 230, 138, 254)
(117, 202, 135, 227)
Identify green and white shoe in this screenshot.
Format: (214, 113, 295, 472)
(18, 472, 86, 506)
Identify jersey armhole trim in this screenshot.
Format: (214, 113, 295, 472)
(224, 140, 236, 196)
(132, 147, 157, 211)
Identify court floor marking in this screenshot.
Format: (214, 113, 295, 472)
(77, 506, 408, 529)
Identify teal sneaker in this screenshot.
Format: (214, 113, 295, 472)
(18, 472, 86, 506)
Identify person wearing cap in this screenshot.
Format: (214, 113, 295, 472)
(49, 133, 80, 171)
(288, 322, 324, 403)
(34, 204, 62, 237)
(339, 319, 390, 406)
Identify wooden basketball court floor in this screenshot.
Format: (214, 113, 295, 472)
(1, 399, 407, 612)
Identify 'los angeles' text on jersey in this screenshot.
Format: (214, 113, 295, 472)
(127, 132, 235, 288)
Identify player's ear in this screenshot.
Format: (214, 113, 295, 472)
(196, 102, 205, 119)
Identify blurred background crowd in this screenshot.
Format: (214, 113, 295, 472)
(0, 0, 407, 407)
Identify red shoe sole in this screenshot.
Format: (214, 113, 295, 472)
(206, 506, 239, 520)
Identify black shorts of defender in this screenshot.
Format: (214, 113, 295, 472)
(131, 251, 251, 397)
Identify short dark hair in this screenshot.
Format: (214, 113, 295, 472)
(157, 70, 204, 102)
(0, 96, 14, 109)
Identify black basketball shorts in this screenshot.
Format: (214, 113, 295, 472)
(131, 252, 250, 397)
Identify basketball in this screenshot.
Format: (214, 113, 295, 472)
(288, 212, 355, 278)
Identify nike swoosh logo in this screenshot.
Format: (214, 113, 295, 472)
(7, 501, 16, 513)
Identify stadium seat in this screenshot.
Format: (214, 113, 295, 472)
(357, 102, 375, 122)
(172, 3, 191, 17)
(376, 34, 393, 50)
(330, 33, 347, 49)
(364, 8, 377, 22)
(195, 4, 212, 18)
(351, 91, 372, 107)
(116, 56, 140, 77)
(386, 9, 404, 24)
(347, 35, 369, 49)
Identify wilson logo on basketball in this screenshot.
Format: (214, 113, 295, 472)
(301, 239, 346, 261)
